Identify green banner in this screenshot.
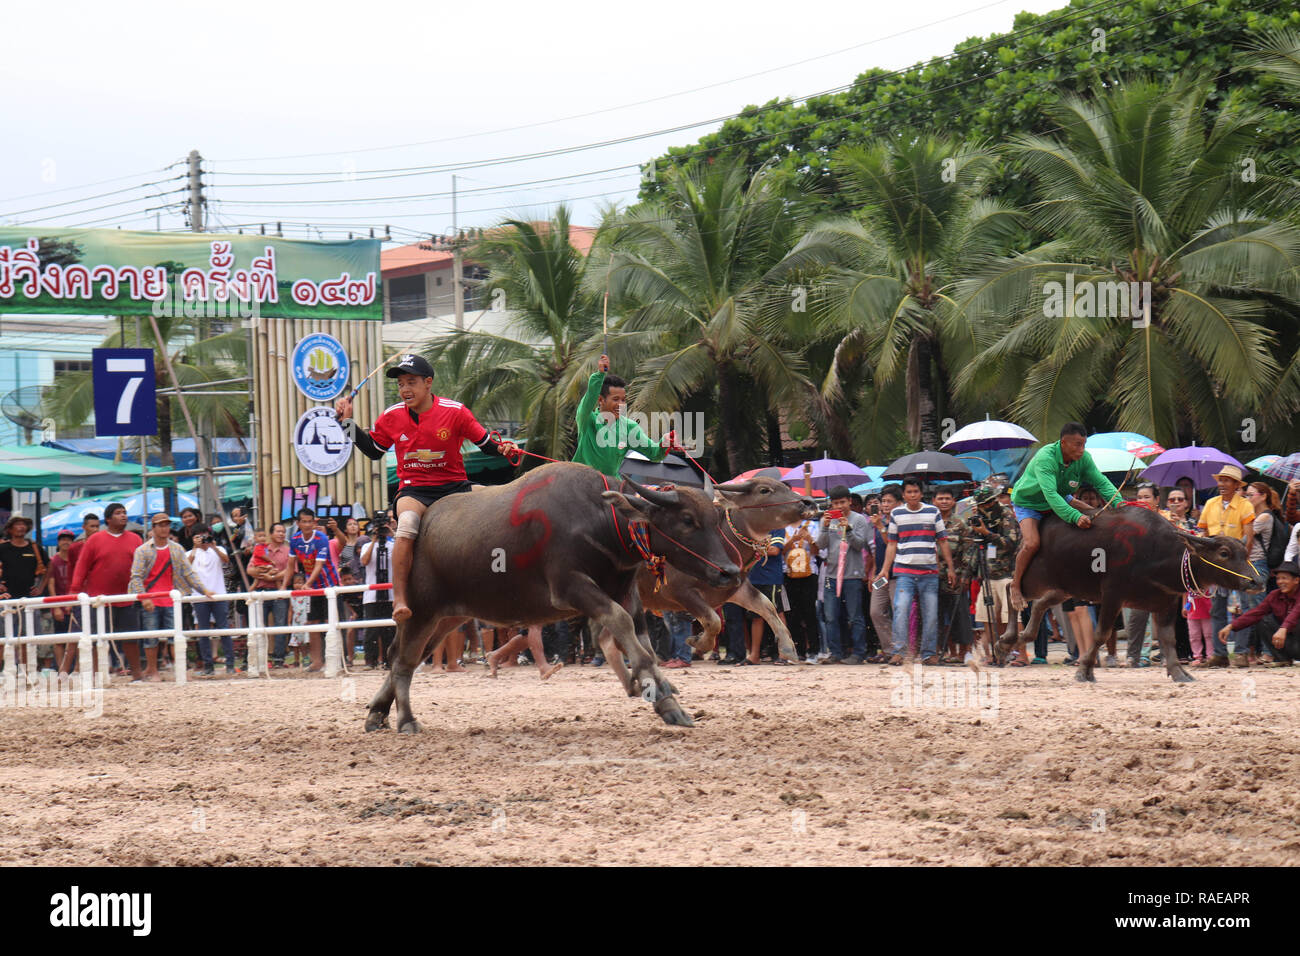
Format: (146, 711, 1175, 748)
(0, 227, 382, 320)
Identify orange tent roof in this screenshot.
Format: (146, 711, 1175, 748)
(381, 223, 598, 279)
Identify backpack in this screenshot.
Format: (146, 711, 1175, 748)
(1265, 512, 1289, 569)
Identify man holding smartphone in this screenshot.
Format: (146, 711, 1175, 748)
(815, 485, 871, 664)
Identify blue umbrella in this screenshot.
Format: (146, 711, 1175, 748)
(849, 480, 887, 495)
(1086, 432, 1164, 458)
(41, 490, 200, 546)
(1245, 454, 1282, 472)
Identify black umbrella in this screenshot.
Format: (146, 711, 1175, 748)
(619, 451, 706, 488)
(882, 451, 972, 482)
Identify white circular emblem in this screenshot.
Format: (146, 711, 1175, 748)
(293, 406, 353, 476)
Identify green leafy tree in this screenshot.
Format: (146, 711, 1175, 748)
(591, 159, 813, 477)
(423, 207, 601, 463)
(956, 78, 1300, 448)
(768, 134, 1022, 455)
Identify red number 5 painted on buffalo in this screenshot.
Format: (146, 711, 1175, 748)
(509, 475, 558, 569)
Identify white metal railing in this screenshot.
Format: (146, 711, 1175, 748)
(0, 583, 394, 687)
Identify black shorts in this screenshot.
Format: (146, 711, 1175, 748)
(393, 481, 473, 510)
(309, 595, 328, 622)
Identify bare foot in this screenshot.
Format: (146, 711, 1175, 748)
(445, 663, 465, 673)
(427, 665, 444, 674)
(392, 604, 412, 623)
(539, 661, 563, 681)
(307, 665, 323, 672)
(144, 672, 162, 683)
(486, 651, 501, 677)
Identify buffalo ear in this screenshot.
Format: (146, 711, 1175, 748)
(602, 490, 653, 520)
(715, 481, 756, 497)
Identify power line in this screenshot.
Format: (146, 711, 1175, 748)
(1, 176, 185, 221)
(0, 160, 184, 206)
(204, 0, 1130, 184)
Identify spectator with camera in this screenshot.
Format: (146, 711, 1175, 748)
(960, 486, 1021, 662)
(931, 487, 974, 663)
(187, 525, 234, 676)
(360, 513, 395, 669)
(815, 484, 871, 664)
(864, 486, 900, 662)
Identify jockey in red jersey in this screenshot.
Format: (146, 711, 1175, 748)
(336, 353, 517, 623)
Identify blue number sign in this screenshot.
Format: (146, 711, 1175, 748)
(92, 348, 157, 437)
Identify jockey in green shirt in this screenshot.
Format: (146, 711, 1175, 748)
(1008, 421, 1120, 609)
(573, 354, 679, 479)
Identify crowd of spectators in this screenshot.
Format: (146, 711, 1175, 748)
(3, 469, 1298, 680)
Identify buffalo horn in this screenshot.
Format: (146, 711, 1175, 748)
(622, 476, 679, 507)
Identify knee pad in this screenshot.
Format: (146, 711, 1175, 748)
(396, 510, 421, 540)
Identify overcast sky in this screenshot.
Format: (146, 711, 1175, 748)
(2, 0, 1067, 243)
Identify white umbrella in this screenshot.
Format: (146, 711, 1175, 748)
(941, 419, 1037, 454)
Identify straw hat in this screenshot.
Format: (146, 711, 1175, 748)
(1210, 464, 1244, 483)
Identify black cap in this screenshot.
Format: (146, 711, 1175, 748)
(387, 353, 435, 378)
(1275, 561, 1300, 577)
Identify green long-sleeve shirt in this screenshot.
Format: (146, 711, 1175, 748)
(572, 371, 666, 479)
(1011, 441, 1120, 524)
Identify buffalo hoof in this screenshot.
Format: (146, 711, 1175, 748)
(657, 678, 678, 698)
(397, 720, 422, 734)
(364, 712, 389, 733)
(656, 697, 694, 727)
(639, 679, 659, 704)
(1075, 668, 1096, 684)
(1170, 670, 1196, 684)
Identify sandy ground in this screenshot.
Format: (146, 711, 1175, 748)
(2, 653, 1298, 866)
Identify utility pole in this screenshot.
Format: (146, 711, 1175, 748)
(187, 149, 204, 233)
(451, 175, 465, 330)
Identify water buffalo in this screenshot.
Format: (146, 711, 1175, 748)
(638, 477, 818, 661)
(996, 504, 1265, 683)
(364, 462, 741, 733)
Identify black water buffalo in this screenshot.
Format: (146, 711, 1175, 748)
(639, 477, 818, 661)
(364, 462, 741, 733)
(997, 504, 1265, 683)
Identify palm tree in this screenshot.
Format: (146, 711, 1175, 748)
(956, 78, 1300, 449)
(422, 207, 602, 463)
(768, 134, 1022, 455)
(46, 314, 248, 470)
(590, 158, 813, 477)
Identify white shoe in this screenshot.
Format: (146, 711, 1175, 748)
(1104, 655, 1118, 668)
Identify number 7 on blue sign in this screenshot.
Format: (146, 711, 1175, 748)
(92, 348, 157, 437)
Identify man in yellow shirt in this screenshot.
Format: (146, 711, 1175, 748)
(1196, 464, 1256, 667)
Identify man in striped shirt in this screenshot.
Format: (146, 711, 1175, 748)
(873, 478, 957, 666)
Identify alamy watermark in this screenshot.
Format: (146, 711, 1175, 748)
(1, 669, 103, 718)
(595, 410, 706, 457)
(889, 663, 1000, 718)
(1042, 274, 1152, 327)
(151, 283, 261, 321)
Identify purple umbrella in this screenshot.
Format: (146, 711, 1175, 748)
(780, 457, 869, 493)
(1141, 446, 1245, 490)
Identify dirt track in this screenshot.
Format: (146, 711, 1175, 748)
(2, 657, 1298, 866)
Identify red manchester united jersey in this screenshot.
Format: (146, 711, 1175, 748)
(369, 398, 489, 487)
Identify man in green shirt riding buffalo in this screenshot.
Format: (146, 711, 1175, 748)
(1009, 421, 1121, 611)
(573, 354, 681, 479)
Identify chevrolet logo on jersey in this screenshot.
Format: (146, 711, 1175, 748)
(404, 449, 446, 462)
